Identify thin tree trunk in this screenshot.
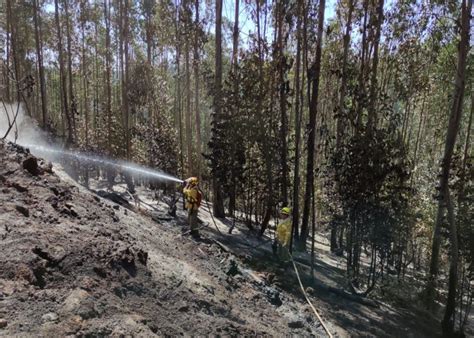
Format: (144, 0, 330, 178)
(332, 0, 354, 252)
(232, 0, 239, 67)
(299, 0, 326, 249)
(256, 0, 275, 236)
(104, 0, 112, 152)
(174, 1, 184, 176)
(311, 184, 316, 281)
(212, 0, 226, 218)
(459, 93, 473, 199)
(184, 1, 193, 176)
(335, 0, 353, 149)
(33, 0, 48, 128)
(355, 0, 369, 132)
(228, 0, 240, 219)
(194, 0, 201, 179)
(278, 0, 289, 205)
(124, 0, 131, 159)
(64, 0, 76, 139)
(427, 0, 471, 322)
(145, 1, 153, 64)
(410, 92, 427, 187)
(5, 0, 11, 101)
(119, 0, 131, 159)
(290, 0, 304, 252)
(6, 0, 20, 102)
(441, 2, 472, 332)
(367, 0, 384, 130)
(93, 21, 98, 135)
(81, 8, 89, 187)
(54, 0, 73, 145)
(80, 3, 88, 149)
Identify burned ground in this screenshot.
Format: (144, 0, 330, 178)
(0, 141, 323, 336)
(0, 141, 443, 337)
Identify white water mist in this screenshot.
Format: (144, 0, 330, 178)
(1, 101, 182, 184)
(23, 144, 183, 184)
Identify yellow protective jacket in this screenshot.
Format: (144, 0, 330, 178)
(183, 186, 202, 211)
(276, 218, 292, 247)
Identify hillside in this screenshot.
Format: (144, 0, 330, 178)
(0, 141, 328, 336)
(0, 140, 446, 337)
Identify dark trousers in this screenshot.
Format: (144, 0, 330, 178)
(188, 209, 198, 234)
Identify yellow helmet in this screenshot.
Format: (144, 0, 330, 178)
(281, 207, 291, 215)
(188, 177, 199, 185)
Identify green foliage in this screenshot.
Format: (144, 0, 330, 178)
(132, 119, 180, 177)
(207, 49, 282, 216)
(331, 126, 414, 283)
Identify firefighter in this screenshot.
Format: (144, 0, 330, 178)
(183, 177, 202, 238)
(276, 207, 292, 264)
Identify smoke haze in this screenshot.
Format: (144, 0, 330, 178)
(0, 102, 50, 150)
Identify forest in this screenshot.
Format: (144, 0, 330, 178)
(0, 0, 472, 336)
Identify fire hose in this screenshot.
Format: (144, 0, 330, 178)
(290, 253, 333, 338)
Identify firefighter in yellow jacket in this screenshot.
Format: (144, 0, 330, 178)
(276, 207, 292, 264)
(183, 177, 202, 238)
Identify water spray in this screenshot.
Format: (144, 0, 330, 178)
(21, 143, 184, 184)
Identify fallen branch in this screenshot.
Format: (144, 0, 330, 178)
(211, 239, 232, 254)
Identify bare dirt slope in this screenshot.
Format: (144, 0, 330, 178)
(0, 141, 327, 336)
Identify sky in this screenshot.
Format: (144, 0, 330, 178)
(222, 0, 338, 41)
(41, 0, 338, 43)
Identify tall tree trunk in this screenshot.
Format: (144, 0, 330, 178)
(355, 0, 369, 132)
(124, 0, 131, 159)
(459, 94, 473, 199)
(440, 1, 471, 333)
(120, 0, 131, 159)
(410, 92, 427, 187)
(290, 0, 304, 251)
(6, 0, 20, 102)
(80, 2, 88, 149)
(193, 0, 201, 179)
(122, 0, 133, 192)
(93, 21, 99, 137)
(54, 0, 73, 145)
(278, 0, 289, 205)
(335, 0, 354, 150)
(174, 1, 184, 176)
(212, 0, 226, 218)
(104, 0, 112, 152)
(256, 0, 275, 236)
(64, 0, 76, 139)
(299, 0, 326, 249)
(227, 0, 240, 218)
(145, 0, 154, 64)
(33, 0, 48, 128)
(367, 0, 384, 130)
(332, 0, 354, 252)
(4, 0, 11, 101)
(80, 2, 89, 187)
(184, 1, 193, 176)
(232, 0, 239, 66)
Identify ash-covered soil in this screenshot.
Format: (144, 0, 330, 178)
(0, 141, 325, 336)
